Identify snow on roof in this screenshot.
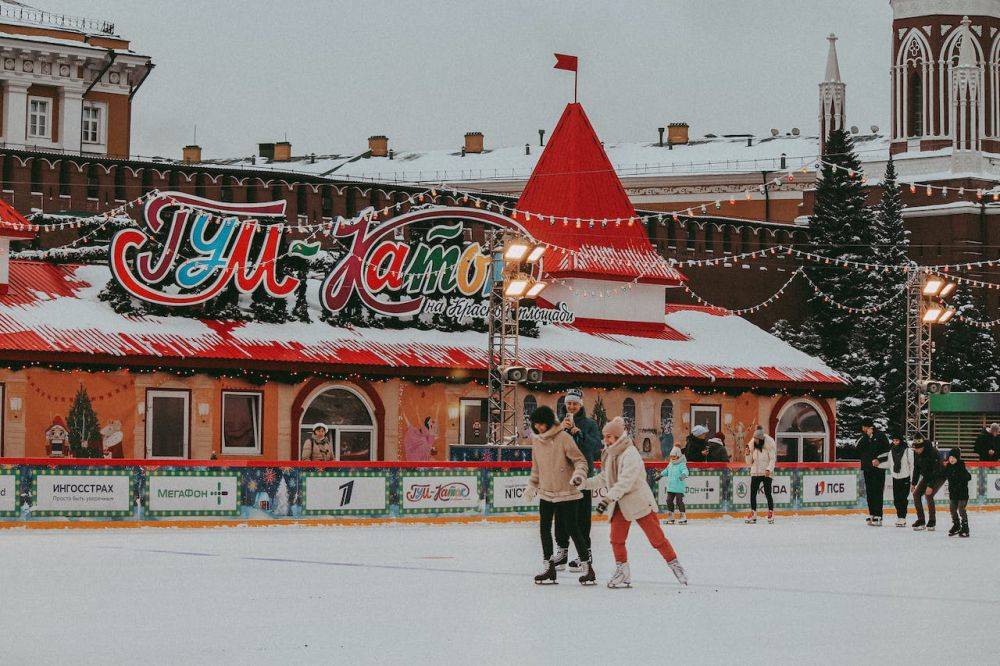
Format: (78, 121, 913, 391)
(318, 133, 892, 183)
(0, 262, 844, 388)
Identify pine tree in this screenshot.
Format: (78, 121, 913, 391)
(770, 319, 824, 358)
(933, 286, 1000, 392)
(806, 128, 874, 364)
(591, 394, 608, 430)
(290, 258, 311, 323)
(67, 386, 102, 457)
(869, 156, 910, 433)
(272, 478, 290, 516)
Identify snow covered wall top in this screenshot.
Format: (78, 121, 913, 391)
(0, 262, 845, 389)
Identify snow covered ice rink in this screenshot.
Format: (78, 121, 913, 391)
(3, 513, 999, 665)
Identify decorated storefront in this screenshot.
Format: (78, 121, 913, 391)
(0, 102, 846, 466)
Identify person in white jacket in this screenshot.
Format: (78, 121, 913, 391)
(880, 432, 914, 527)
(572, 417, 687, 589)
(744, 426, 777, 524)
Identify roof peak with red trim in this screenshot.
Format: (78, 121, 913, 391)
(514, 103, 683, 284)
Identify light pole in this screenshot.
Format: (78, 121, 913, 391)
(904, 265, 956, 439)
(485, 230, 546, 447)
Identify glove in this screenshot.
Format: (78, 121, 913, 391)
(596, 498, 610, 514)
(523, 485, 538, 502)
(570, 473, 585, 487)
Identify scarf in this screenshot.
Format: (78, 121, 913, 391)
(602, 434, 633, 488)
(891, 444, 905, 473)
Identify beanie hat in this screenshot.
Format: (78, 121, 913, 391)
(564, 388, 584, 405)
(708, 437, 724, 446)
(530, 405, 557, 430)
(691, 425, 709, 438)
(669, 446, 683, 457)
(603, 416, 626, 439)
(754, 425, 765, 439)
(889, 431, 904, 443)
(949, 447, 963, 460)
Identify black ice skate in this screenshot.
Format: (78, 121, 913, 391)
(948, 523, 961, 537)
(534, 559, 557, 585)
(959, 520, 970, 538)
(551, 547, 568, 571)
(926, 519, 936, 532)
(912, 519, 926, 531)
(567, 558, 586, 573)
(578, 560, 596, 586)
(871, 517, 882, 527)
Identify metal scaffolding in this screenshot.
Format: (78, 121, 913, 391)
(485, 230, 520, 446)
(903, 265, 932, 439)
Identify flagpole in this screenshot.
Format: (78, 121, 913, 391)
(574, 68, 578, 103)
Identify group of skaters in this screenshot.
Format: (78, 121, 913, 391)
(856, 418, 981, 537)
(523, 388, 787, 589)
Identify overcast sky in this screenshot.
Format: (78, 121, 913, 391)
(43, 0, 891, 159)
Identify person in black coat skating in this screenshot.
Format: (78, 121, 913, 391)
(944, 448, 972, 537)
(552, 388, 603, 572)
(911, 437, 945, 531)
(857, 418, 890, 525)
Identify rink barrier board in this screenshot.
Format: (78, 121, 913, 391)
(0, 459, 998, 523)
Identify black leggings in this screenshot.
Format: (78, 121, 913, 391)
(540, 499, 589, 562)
(554, 490, 592, 555)
(864, 468, 886, 518)
(950, 499, 968, 525)
(750, 475, 773, 512)
(892, 477, 910, 519)
(666, 492, 686, 513)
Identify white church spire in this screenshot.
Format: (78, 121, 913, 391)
(824, 33, 842, 83)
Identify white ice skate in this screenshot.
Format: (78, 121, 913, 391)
(871, 517, 882, 527)
(665, 512, 676, 525)
(745, 511, 757, 524)
(551, 547, 568, 571)
(607, 562, 631, 589)
(895, 519, 906, 527)
(767, 510, 774, 524)
(678, 513, 688, 525)
(667, 558, 688, 586)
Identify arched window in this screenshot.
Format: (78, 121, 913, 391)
(299, 386, 376, 461)
(908, 71, 923, 138)
(740, 226, 751, 253)
(168, 170, 180, 190)
(86, 164, 99, 199)
(58, 159, 71, 197)
(722, 226, 732, 253)
(622, 398, 636, 435)
(775, 401, 829, 463)
(522, 394, 538, 439)
(30, 158, 43, 194)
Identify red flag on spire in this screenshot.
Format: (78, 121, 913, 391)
(553, 53, 578, 72)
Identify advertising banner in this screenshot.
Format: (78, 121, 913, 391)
(31, 468, 133, 517)
(401, 469, 480, 514)
(488, 471, 538, 512)
(985, 472, 1000, 503)
(145, 470, 239, 517)
(802, 471, 859, 506)
(0, 467, 19, 517)
(730, 473, 793, 508)
(656, 471, 723, 510)
(301, 470, 390, 516)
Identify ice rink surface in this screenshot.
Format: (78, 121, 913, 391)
(3, 513, 999, 665)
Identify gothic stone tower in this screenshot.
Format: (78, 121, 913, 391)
(890, 0, 1000, 156)
(819, 33, 846, 154)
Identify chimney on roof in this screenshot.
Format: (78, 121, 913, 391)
(273, 141, 291, 162)
(182, 144, 202, 163)
(259, 143, 275, 160)
(538, 129, 546, 147)
(667, 122, 689, 146)
(657, 127, 665, 146)
(368, 135, 388, 157)
(464, 132, 483, 154)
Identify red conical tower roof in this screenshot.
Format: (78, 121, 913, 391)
(515, 103, 682, 284)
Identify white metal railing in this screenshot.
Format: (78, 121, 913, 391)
(0, 3, 114, 36)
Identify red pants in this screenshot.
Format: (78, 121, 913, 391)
(609, 507, 677, 563)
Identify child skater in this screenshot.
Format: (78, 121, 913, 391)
(573, 417, 688, 589)
(944, 448, 972, 538)
(524, 406, 592, 585)
(662, 446, 689, 525)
